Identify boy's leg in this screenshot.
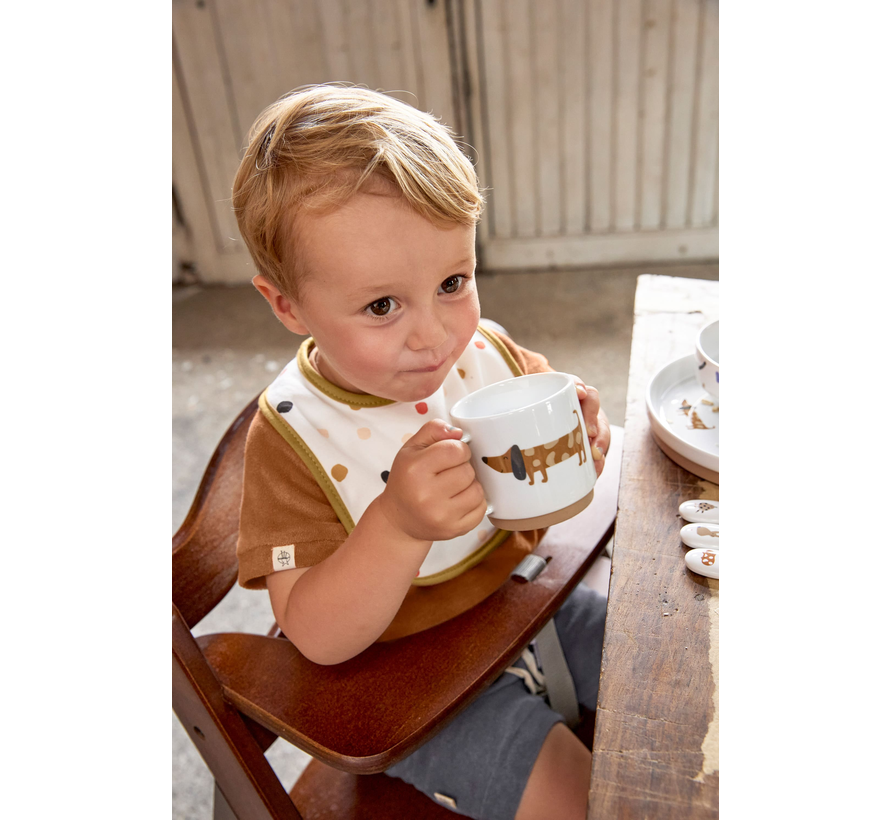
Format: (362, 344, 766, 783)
(384, 584, 607, 819)
(385, 669, 564, 820)
(514, 723, 590, 820)
(512, 583, 607, 820)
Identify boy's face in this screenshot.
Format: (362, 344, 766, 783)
(260, 191, 480, 403)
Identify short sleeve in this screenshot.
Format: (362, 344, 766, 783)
(236, 409, 348, 589)
(488, 329, 554, 376)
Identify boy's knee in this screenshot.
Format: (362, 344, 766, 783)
(515, 723, 590, 820)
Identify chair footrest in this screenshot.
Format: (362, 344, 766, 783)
(290, 760, 458, 819)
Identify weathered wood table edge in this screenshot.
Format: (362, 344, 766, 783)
(588, 275, 719, 819)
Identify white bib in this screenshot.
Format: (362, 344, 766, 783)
(260, 327, 521, 584)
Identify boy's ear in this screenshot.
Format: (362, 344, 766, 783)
(252, 275, 310, 336)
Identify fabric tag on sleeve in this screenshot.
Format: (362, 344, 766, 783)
(271, 546, 296, 571)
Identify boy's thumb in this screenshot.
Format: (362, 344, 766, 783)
(407, 419, 464, 450)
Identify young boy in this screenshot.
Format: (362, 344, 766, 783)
(232, 84, 611, 820)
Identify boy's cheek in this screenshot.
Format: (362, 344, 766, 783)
(461, 305, 482, 350)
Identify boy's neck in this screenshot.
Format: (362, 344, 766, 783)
(309, 344, 368, 396)
(308, 344, 319, 373)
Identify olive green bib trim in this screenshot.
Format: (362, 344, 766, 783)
(411, 528, 513, 586)
(476, 324, 523, 377)
(297, 339, 395, 408)
(258, 390, 357, 533)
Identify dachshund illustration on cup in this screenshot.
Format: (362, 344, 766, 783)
(481, 410, 587, 486)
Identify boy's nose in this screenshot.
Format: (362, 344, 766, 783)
(407, 311, 448, 351)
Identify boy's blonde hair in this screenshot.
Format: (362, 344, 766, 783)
(232, 84, 483, 297)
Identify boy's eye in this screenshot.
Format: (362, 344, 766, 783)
(368, 298, 393, 316)
(440, 276, 463, 294)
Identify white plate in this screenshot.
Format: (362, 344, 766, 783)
(646, 355, 719, 481)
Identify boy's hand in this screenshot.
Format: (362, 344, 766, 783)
(377, 419, 487, 542)
(573, 378, 611, 477)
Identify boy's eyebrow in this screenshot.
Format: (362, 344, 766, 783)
(349, 282, 401, 301)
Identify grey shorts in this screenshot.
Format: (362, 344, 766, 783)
(384, 583, 608, 820)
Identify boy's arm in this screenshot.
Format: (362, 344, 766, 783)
(267, 419, 486, 665)
(266, 499, 431, 664)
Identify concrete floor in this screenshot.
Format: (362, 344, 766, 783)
(172, 261, 718, 818)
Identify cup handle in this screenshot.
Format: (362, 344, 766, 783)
(458, 432, 496, 516)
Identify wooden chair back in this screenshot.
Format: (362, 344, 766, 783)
(173, 397, 257, 629)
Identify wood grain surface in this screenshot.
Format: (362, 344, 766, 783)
(588, 275, 718, 818)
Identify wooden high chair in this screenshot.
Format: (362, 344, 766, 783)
(173, 396, 621, 819)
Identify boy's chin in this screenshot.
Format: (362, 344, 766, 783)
(389, 375, 450, 404)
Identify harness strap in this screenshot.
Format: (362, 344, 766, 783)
(534, 618, 581, 727)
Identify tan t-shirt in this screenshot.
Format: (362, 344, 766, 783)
(236, 330, 554, 640)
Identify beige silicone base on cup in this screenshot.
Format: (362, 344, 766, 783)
(488, 488, 595, 531)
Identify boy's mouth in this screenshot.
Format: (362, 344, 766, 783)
(405, 356, 449, 373)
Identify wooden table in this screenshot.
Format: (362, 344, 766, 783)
(588, 275, 719, 818)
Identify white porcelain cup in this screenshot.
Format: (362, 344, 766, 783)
(449, 372, 596, 531)
(695, 320, 719, 399)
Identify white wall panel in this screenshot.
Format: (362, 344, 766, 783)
(468, 0, 718, 269)
(173, 0, 718, 282)
(173, 0, 456, 283)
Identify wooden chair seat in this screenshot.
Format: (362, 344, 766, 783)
(173, 396, 620, 817)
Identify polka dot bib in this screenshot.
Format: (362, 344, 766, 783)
(260, 327, 522, 585)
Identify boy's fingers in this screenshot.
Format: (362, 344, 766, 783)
(402, 420, 471, 475)
(574, 378, 598, 400)
(589, 410, 611, 477)
(440, 465, 481, 499)
(406, 419, 463, 450)
(454, 493, 489, 532)
(581, 387, 600, 413)
(577, 382, 602, 438)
